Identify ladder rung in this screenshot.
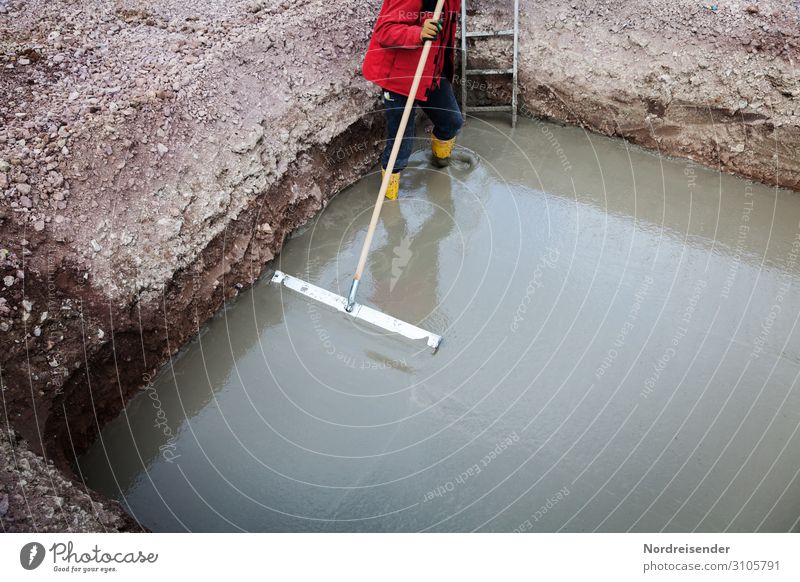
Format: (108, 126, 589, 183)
(461, 0, 519, 128)
(465, 68, 514, 75)
(465, 29, 513, 38)
(465, 105, 513, 112)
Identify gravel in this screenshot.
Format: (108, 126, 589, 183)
(0, 429, 140, 532)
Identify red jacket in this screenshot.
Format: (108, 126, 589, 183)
(362, 0, 461, 102)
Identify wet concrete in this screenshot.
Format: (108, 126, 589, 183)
(79, 117, 800, 532)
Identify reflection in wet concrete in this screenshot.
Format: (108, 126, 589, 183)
(80, 117, 800, 532)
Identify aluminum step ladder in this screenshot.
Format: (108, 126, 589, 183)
(460, 0, 519, 128)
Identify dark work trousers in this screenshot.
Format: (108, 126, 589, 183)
(381, 77, 463, 173)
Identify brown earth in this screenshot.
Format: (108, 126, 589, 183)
(466, 0, 799, 190)
(0, 428, 139, 531)
(0, 0, 798, 532)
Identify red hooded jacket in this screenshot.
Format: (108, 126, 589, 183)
(362, 0, 461, 102)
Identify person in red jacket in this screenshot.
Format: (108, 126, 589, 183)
(362, 0, 463, 200)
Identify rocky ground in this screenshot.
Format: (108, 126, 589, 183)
(1, 0, 385, 531)
(0, 429, 139, 531)
(1, 0, 798, 531)
(466, 0, 799, 190)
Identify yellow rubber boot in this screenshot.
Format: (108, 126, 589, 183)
(382, 168, 401, 200)
(431, 135, 456, 167)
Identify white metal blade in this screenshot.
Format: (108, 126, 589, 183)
(271, 270, 442, 351)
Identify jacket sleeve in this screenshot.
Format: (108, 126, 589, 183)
(373, 0, 424, 49)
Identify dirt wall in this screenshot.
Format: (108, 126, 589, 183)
(466, 0, 799, 190)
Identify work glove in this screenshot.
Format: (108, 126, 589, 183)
(420, 18, 443, 42)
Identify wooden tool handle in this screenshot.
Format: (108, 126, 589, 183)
(352, 0, 448, 282)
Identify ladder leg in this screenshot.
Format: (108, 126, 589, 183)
(461, 1, 468, 124)
(512, 0, 519, 128)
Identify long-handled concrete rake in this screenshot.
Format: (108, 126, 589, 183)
(271, 0, 447, 352)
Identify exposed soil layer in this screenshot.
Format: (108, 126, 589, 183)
(1, 0, 798, 531)
(1, 428, 139, 531)
(1, 0, 385, 532)
(466, 0, 799, 190)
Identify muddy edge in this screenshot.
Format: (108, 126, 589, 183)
(0, 1, 798, 531)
